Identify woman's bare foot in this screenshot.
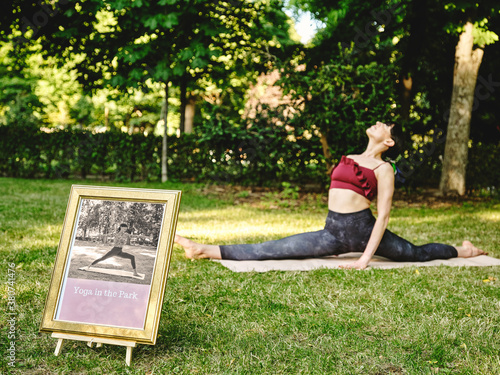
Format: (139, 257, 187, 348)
(174, 235, 222, 259)
(456, 241, 487, 258)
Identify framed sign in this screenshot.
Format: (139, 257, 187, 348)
(40, 185, 181, 345)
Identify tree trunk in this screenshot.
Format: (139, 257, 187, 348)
(400, 76, 413, 121)
(185, 95, 196, 134)
(161, 83, 169, 183)
(439, 22, 483, 196)
(319, 131, 332, 171)
(399, 0, 426, 121)
(104, 105, 109, 128)
(180, 76, 187, 133)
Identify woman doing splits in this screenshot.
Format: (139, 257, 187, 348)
(175, 121, 485, 270)
(87, 223, 140, 276)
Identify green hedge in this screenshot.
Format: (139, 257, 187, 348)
(1, 126, 162, 182)
(1, 124, 328, 186)
(2, 125, 499, 192)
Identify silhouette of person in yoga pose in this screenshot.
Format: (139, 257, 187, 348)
(87, 223, 140, 276)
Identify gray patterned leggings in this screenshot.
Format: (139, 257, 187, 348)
(90, 247, 137, 269)
(220, 209, 458, 261)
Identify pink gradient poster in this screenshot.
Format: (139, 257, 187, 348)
(56, 278, 151, 329)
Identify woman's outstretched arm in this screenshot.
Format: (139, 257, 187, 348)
(340, 163, 395, 270)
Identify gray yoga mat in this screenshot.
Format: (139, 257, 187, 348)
(215, 253, 500, 273)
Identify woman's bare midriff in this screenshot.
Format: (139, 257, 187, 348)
(328, 188, 371, 213)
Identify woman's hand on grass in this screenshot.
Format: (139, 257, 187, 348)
(339, 258, 370, 270)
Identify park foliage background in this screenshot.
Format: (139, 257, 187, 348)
(0, 0, 499, 194)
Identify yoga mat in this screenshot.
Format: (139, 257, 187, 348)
(79, 267, 145, 280)
(215, 253, 500, 273)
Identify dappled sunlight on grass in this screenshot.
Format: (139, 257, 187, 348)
(392, 209, 500, 227)
(0, 222, 62, 255)
(177, 206, 325, 245)
(476, 211, 500, 222)
(385, 207, 499, 256)
(390, 213, 459, 224)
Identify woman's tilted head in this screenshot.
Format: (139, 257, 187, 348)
(118, 223, 128, 232)
(383, 121, 403, 161)
(366, 120, 403, 159)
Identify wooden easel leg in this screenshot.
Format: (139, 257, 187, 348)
(126, 346, 133, 367)
(86, 340, 103, 349)
(54, 339, 64, 356)
(51, 333, 135, 366)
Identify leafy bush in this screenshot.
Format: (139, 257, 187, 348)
(467, 142, 500, 195)
(277, 49, 399, 169)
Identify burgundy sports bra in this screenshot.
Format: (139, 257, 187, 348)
(330, 156, 385, 200)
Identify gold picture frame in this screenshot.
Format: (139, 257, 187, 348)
(40, 185, 181, 345)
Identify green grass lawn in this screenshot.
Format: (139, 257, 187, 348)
(0, 178, 499, 374)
